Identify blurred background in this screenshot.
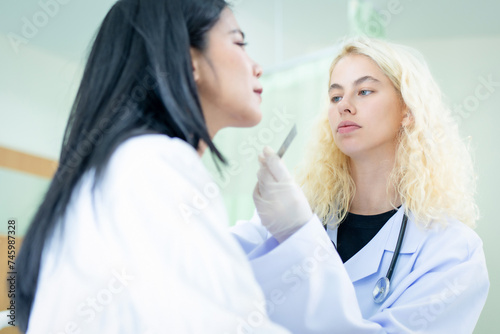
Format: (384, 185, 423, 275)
(0, 0, 498, 332)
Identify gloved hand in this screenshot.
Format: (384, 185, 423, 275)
(253, 146, 313, 243)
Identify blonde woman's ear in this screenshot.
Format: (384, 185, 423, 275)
(402, 110, 412, 127)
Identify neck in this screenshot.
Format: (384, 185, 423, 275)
(349, 153, 400, 215)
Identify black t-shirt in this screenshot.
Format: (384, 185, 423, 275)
(337, 209, 398, 263)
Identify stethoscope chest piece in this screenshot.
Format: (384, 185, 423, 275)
(373, 276, 390, 304)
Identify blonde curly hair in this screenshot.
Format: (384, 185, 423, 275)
(296, 37, 478, 228)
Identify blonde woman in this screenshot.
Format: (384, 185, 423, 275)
(232, 37, 489, 333)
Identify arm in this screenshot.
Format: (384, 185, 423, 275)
(248, 215, 384, 333)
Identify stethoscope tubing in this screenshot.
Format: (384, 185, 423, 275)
(386, 213, 408, 281)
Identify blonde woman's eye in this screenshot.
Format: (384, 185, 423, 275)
(360, 90, 372, 96)
(331, 96, 342, 103)
(235, 42, 248, 47)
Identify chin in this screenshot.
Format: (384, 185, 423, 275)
(334, 142, 359, 158)
(234, 110, 262, 128)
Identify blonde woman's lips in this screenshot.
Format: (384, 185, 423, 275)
(337, 120, 361, 134)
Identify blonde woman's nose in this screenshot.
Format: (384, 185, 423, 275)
(338, 97, 355, 114)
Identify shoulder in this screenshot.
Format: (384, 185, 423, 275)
(110, 134, 201, 171)
(410, 215, 485, 266)
(443, 218, 483, 250)
(429, 218, 482, 252)
(99, 134, 227, 225)
(104, 134, 210, 187)
(92, 134, 223, 223)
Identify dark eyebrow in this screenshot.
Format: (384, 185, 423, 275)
(229, 29, 245, 40)
(329, 75, 381, 93)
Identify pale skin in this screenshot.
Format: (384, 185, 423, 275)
(328, 54, 410, 215)
(190, 8, 263, 156)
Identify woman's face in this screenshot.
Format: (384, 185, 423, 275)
(327, 54, 407, 161)
(192, 7, 263, 137)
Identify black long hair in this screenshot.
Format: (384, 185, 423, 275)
(15, 0, 228, 330)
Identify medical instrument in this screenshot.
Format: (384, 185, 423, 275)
(372, 213, 408, 303)
(277, 124, 297, 158)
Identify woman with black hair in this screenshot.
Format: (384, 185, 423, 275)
(15, 0, 289, 333)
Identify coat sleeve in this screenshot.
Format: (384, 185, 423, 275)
(231, 211, 277, 257)
(232, 214, 489, 334)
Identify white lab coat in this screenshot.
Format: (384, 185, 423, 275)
(28, 135, 289, 334)
(232, 206, 489, 333)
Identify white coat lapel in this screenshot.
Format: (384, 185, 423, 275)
(326, 206, 418, 283)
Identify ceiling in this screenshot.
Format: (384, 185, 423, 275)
(1, 0, 499, 70)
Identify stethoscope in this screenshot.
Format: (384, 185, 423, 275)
(372, 213, 408, 303)
(325, 212, 409, 304)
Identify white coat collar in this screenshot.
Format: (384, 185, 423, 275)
(326, 205, 425, 283)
